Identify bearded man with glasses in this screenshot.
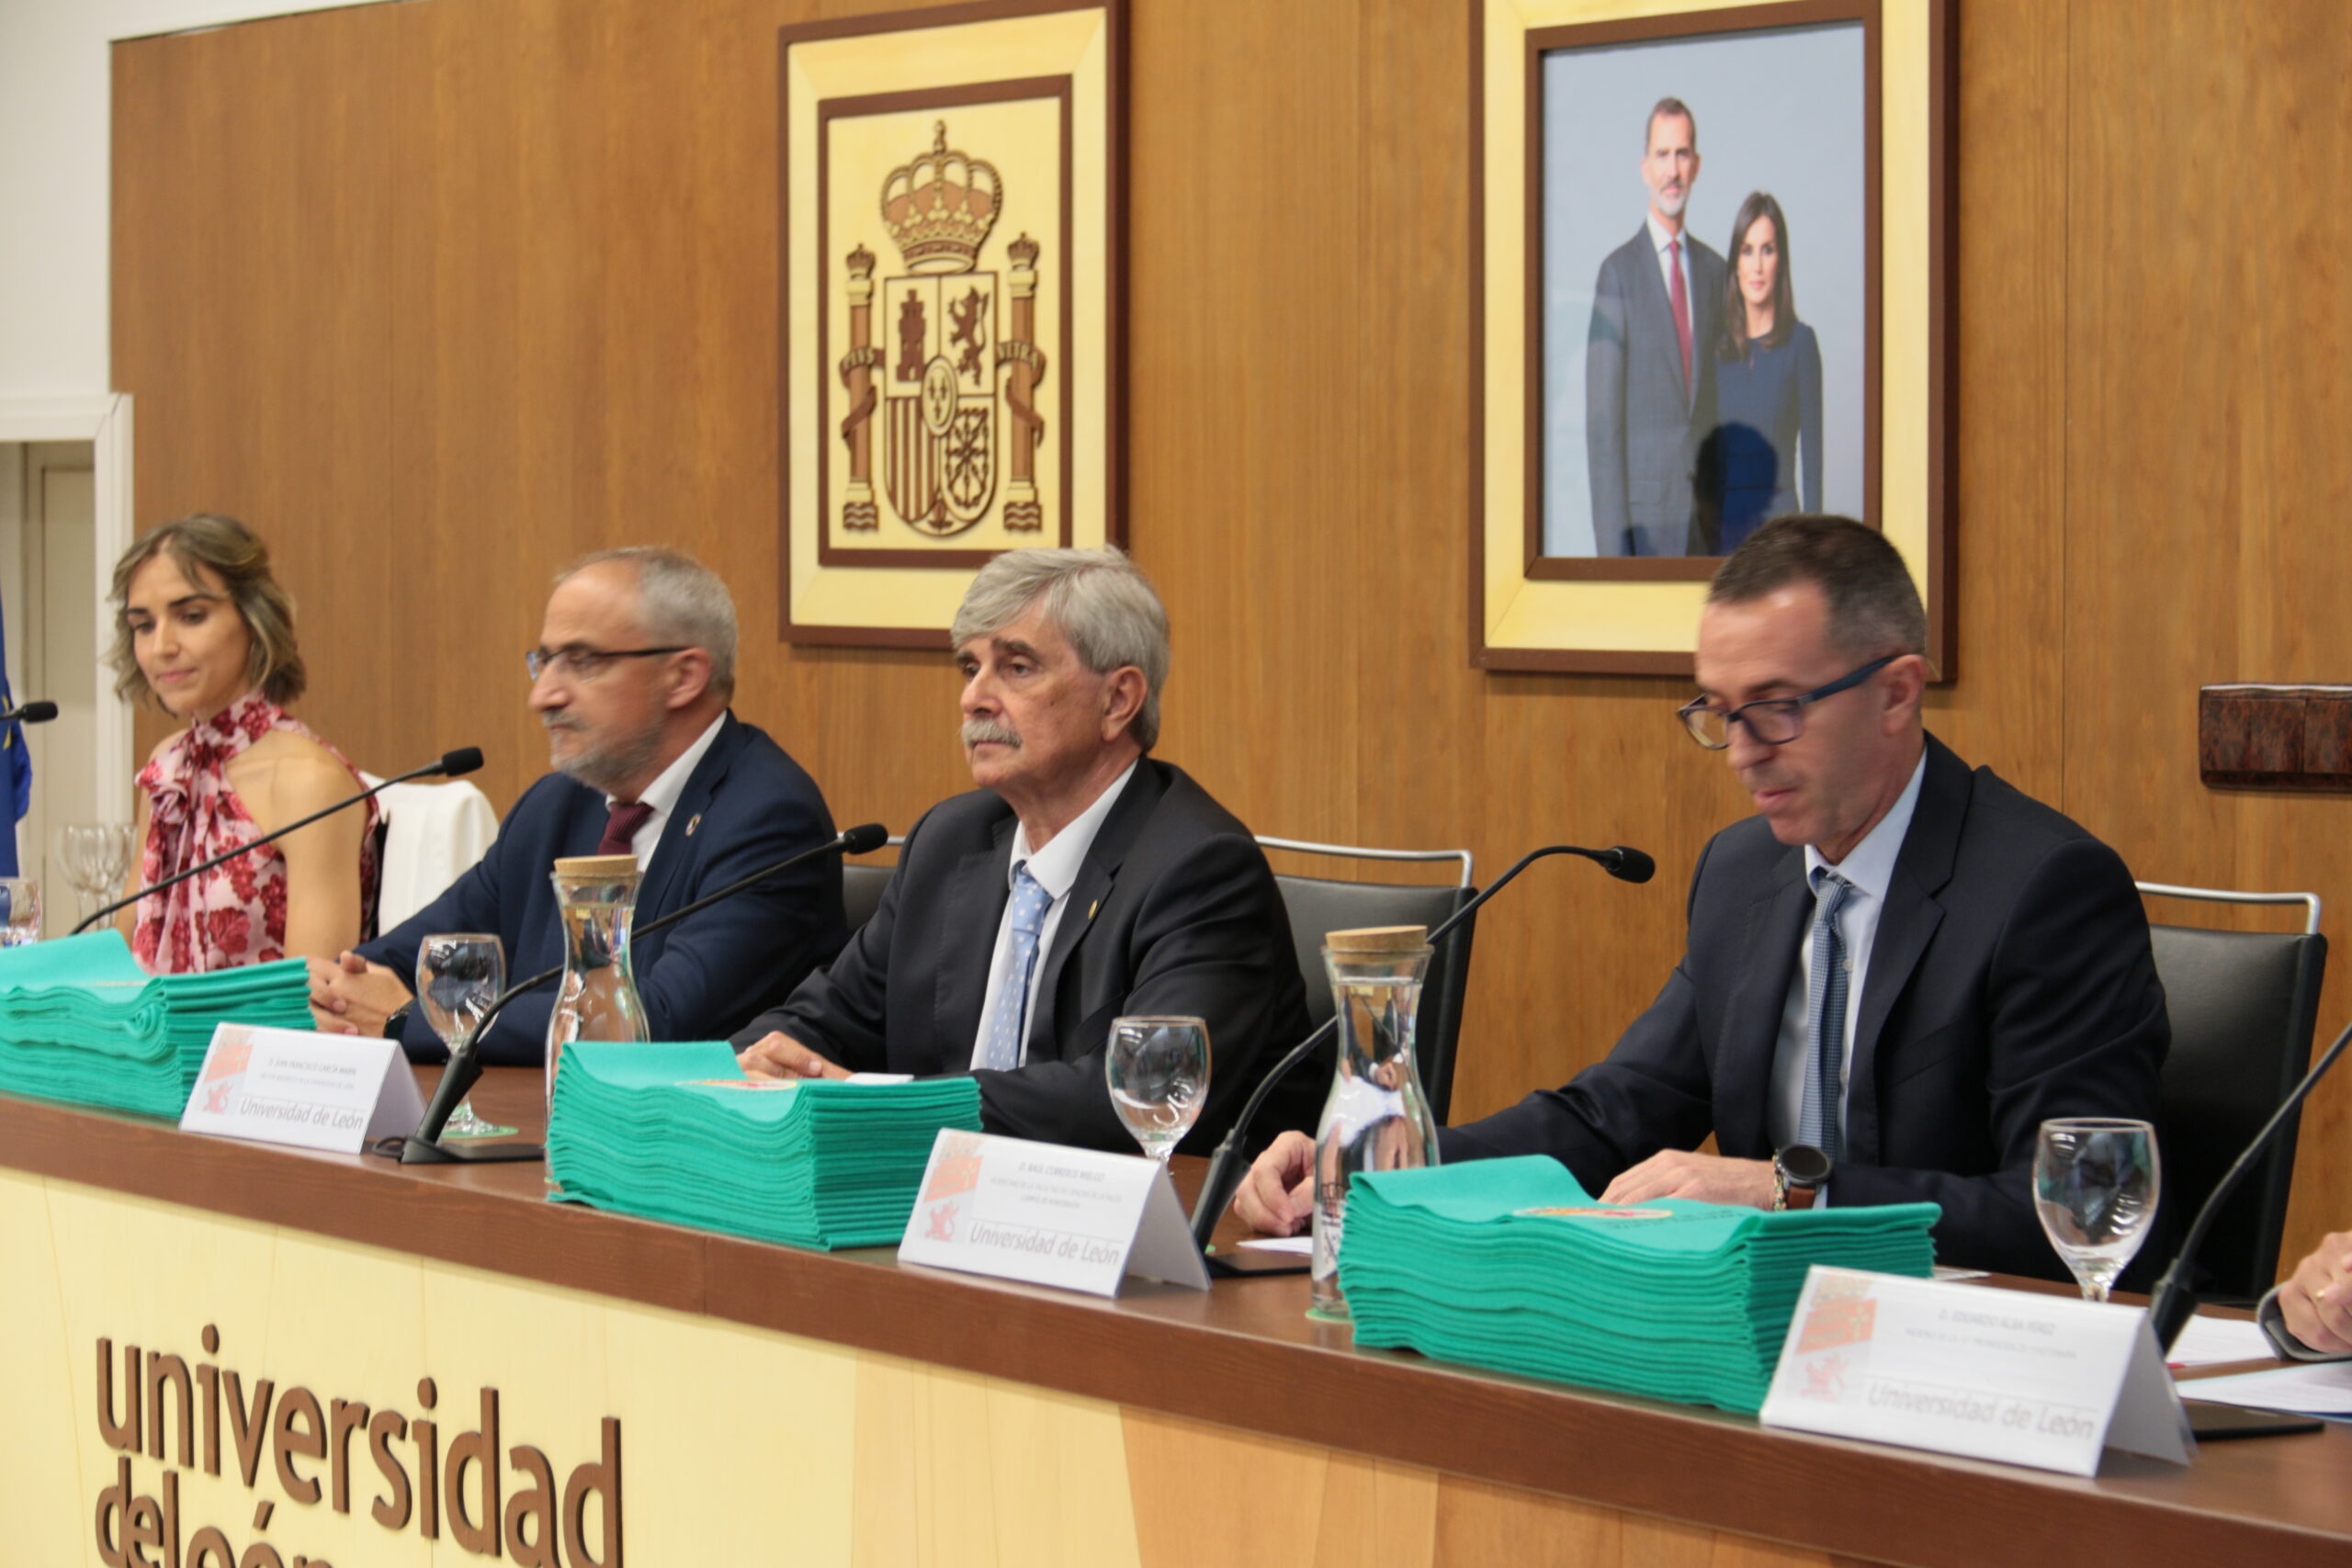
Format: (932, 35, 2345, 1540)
(309, 547, 846, 1061)
(1238, 515, 2168, 1281)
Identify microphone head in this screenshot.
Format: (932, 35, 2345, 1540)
(841, 822, 889, 855)
(1605, 846, 1657, 884)
(14, 701, 57, 724)
(437, 747, 485, 778)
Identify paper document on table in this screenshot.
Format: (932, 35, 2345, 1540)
(2180, 1361, 2352, 1415)
(2166, 1315, 2278, 1368)
(1237, 1235, 1313, 1255)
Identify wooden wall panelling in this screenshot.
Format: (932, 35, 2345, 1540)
(1935, 0, 2066, 797)
(109, 0, 2352, 1267)
(113, 10, 410, 773)
(2061, 0, 2352, 1271)
(1125, 0, 1366, 851)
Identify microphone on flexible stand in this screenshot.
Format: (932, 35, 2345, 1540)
(1188, 841, 1656, 1258)
(0, 699, 59, 725)
(2147, 1013, 2352, 1352)
(395, 821, 890, 1165)
(73, 747, 485, 934)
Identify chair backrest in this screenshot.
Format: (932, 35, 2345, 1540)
(2141, 883, 2328, 1305)
(1261, 839, 1478, 1124)
(842, 862, 896, 934)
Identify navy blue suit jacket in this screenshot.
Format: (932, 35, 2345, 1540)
(1442, 735, 2171, 1279)
(734, 758, 1311, 1154)
(359, 713, 847, 1065)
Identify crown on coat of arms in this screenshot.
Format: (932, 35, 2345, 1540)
(881, 121, 1001, 274)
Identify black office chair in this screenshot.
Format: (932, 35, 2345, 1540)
(841, 841, 902, 934)
(1258, 837, 1479, 1124)
(2139, 880, 2328, 1306)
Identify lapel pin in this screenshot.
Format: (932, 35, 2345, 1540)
(1088, 898, 1099, 920)
(684, 814, 701, 837)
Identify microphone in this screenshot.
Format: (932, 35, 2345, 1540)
(2147, 1013, 2352, 1352)
(0, 699, 59, 725)
(397, 822, 889, 1164)
(74, 747, 486, 933)
(1188, 840, 1654, 1254)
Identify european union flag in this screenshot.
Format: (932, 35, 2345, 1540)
(0, 590, 30, 878)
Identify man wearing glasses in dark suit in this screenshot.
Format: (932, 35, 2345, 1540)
(1238, 515, 2170, 1281)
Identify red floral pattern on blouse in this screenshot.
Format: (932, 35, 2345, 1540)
(132, 691, 380, 975)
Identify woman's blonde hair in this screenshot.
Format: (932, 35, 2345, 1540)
(108, 513, 306, 709)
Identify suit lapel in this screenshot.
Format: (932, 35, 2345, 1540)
(637, 714, 737, 921)
(1626, 230, 1688, 407)
(935, 818, 1016, 1073)
(1716, 850, 1810, 1158)
(1026, 762, 1165, 1057)
(1843, 738, 1966, 1164)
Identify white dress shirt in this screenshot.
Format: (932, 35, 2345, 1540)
(1767, 750, 1929, 1152)
(607, 712, 727, 871)
(970, 761, 1139, 1068)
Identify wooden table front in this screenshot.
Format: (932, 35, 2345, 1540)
(3, 1066, 2346, 1568)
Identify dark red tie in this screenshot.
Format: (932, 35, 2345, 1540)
(1669, 238, 1693, 397)
(598, 800, 655, 856)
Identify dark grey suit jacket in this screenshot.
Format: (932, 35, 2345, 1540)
(1442, 735, 2171, 1280)
(1586, 224, 1726, 557)
(734, 759, 1312, 1155)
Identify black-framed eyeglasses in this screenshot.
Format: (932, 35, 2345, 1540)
(1675, 654, 1901, 750)
(524, 645, 688, 682)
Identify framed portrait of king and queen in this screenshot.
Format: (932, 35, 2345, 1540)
(780, 1, 1125, 648)
(1474, 0, 1955, 675)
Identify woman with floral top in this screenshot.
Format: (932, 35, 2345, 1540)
(109, 514, 379, 974)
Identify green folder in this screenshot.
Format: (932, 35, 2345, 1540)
(547, 1041, 984, 1251)
(0, 932, 315, 1117)
(1337, 1156, 1938, 1415)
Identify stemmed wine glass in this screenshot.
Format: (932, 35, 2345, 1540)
(55, 823, 134, 929)
(2033, 1117, 2160, 1303)
(0, 879, 40, 946)
(1105, 1015, 1211, 1164)
(416, 933, 515, 1139)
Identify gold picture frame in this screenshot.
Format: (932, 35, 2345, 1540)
(1471, 0, 1954, 675)
(780, 0, 1125, 648)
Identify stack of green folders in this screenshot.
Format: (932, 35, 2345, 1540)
(1339, 1156, 1939, 1415)
(0, 931, 317, 1118)
(547, 1041, 984, 1250)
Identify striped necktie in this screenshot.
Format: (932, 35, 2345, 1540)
(1796, 869, 1855, 1158)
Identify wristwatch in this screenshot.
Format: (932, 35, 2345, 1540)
(1772, 1145, 1833, 1211)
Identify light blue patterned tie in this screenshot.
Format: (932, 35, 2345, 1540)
(1796, 869, 1855, 1159)
(978, 865, 1052, 1071)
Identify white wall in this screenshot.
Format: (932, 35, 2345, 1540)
(0, 0, 380, 399)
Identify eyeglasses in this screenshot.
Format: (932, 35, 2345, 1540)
(1675, 654, 1901, 750)
(524, 645, 687, 682)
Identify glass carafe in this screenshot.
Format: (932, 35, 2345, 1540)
(545, 854, 651, 1115)
(1310, 925, 1441, 1319)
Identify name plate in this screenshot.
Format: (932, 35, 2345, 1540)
(179, 1024, 425, 1155)
(897, 1129, 1210, 1297)
(1758, 1267, 2192, 1476)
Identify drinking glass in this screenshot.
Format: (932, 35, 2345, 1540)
(1105, 1015, 1211, 1164)
(0, 879, 40, 946)
(56, 823, 135, 926)
(2033, 1117, 2160, 1303)
(416, 933, 515, 1139)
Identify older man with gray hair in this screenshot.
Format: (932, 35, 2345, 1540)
(736, 547, 1310, 1154)
(313, 547, 847, 1061)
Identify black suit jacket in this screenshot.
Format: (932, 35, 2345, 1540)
(1443, 735, 2170, 1279)
(735, 758, 1311, 1154)
(1586, 225, 1727, 557)
(359, 713, 846, 1065)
